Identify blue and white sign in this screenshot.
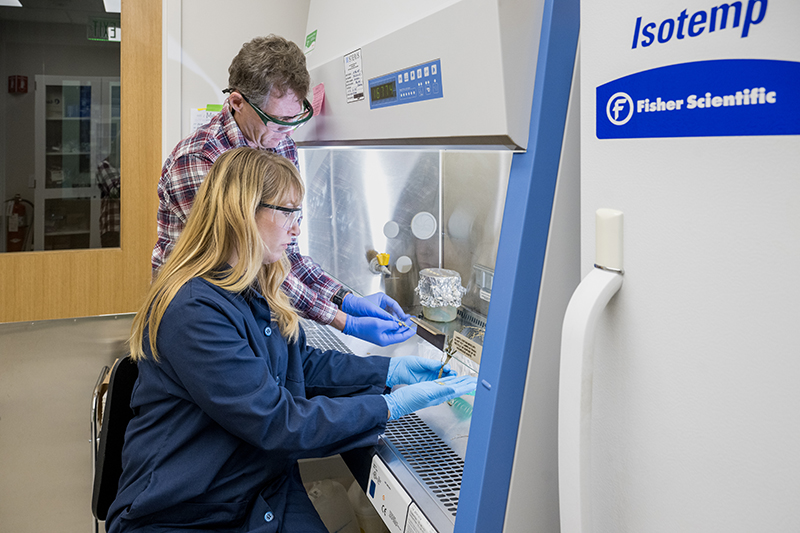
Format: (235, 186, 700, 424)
(368, 59, 443, 110)
(596, 59, 800, 139)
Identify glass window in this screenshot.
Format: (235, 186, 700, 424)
(1, 1, 121, 252)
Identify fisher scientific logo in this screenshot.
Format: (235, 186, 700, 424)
(606, 92, 634, 125)
(596, 59, 800, 139)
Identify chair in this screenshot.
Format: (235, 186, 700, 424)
(91, 356, 139, 531)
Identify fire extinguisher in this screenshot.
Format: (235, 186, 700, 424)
(5, 194, 34, 252)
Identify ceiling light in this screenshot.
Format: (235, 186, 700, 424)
(0, 0, 23, 7)
(103, 0, 121, 13)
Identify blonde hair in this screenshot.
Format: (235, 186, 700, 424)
(130, 148, 305, 362)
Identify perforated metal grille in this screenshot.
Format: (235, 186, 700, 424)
(301, 319, 464, 518)
(457, 307, 487, 329)
(385, 413, 464, 517)
(301, 319, 353, 354)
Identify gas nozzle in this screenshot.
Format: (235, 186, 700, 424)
(367, 250, 392, 276)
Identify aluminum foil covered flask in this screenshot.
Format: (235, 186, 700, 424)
(415, 268, 467, 322)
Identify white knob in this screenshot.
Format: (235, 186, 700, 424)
(411, 212, 437, 240)
(396, 256, 413, 274)
(383, 220, 400, 239)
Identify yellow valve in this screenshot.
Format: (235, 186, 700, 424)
(377, 253, 390, 266)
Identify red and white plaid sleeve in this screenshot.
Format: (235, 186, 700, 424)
(281, 241, 342, 324)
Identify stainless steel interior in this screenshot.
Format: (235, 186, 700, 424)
(298, 148, 511, 316)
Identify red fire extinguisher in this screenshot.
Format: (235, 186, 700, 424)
(6, 194, 33, 252)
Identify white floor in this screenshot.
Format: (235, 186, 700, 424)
(0, 315, 132, 533)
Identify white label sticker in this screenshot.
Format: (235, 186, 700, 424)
(367, 456, 411, 533)
(343, 49, 365, 103)
(453, 330, 482, 364)
(190, 108, 218, 133)
(405, 503, 437, 533)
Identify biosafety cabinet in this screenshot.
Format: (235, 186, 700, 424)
(295, 1, 581, 532)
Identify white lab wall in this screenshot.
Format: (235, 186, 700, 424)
(581, 1, 800, 532)
(162, 0, 310, 158)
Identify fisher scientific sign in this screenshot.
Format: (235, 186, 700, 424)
(596, 59, 800, 139)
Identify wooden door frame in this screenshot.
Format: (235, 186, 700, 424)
(0, 0, 161, 323)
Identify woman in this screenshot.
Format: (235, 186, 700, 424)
(106, 148, 475, 532)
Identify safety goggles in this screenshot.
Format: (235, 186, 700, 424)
(241, 93, 313, 131)
(260, 203, 303, 229)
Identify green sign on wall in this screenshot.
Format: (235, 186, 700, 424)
(88, 18, 121, 42)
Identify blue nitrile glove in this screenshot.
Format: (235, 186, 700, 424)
(342, 292, 410, 321)
(362, 292, 412, 321)
(384, 375, 478, 421)
(343, 315, 415, 347)
(386, 356, 456, 388)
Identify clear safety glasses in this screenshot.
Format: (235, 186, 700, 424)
(260, 203, 302, 229)
(242, 93, 313, 131)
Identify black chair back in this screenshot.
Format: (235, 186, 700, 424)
(91, 356, 138, 521)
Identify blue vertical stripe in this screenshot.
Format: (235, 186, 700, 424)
(455, 0, 579, 531)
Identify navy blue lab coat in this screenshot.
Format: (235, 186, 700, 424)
(106, 277, 390, 532)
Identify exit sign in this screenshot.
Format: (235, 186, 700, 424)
(88, 18, 121, 42)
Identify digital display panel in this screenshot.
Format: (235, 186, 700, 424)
(371, 80, 396, 102)
(368, 59, 442, 110)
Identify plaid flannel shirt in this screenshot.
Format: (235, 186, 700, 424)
(97, 159, 120, 235)
(152, 99, 341, 325)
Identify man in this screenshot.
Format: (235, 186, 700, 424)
(152, 35, 413, 347)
